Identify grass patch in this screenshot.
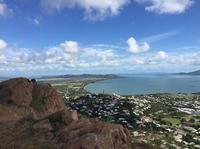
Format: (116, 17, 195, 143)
(162, 117, 181, 126)
(144, 102, 172, 115)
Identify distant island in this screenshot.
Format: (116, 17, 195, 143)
(178, 70, 200, 75)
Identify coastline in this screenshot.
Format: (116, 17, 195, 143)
(84, 74, 200, 96)
(83, 75, 123, 94)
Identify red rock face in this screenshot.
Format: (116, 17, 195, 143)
(0, 78, 132, 149)
(0, 78, 66, 123)
(31, 84, 65, 120)
(0, 78, 33, 106)
(0, 104, 35, 124)
(59, 119, 131, 149)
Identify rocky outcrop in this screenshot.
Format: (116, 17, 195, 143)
(0, 78, 131, 149)
(0, 78, 65, 124)
(0, 104, 34, 125)
(32, 119, 53, 131)
(32, 83, 65, 120)
(0, 78, 33, 106)
(59, 118, 131, 149)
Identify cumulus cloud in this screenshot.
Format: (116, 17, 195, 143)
(0, 39, 7, 61)
(0, 0, 12, 17)
(0, 39, 7, 49)
(0, 52, 6, 61)
(135, 0, 194, 14)
(41, 0, 194, 21)
(41, 0, 129, 21)
(127, 37, 150, 53)
(80, 48, 120, 67)
(153, 51, 168, 61)
(60, 41, 80, 54)
(11, 48, 31, 64)
(32, 40, 119, 68)
(1, 38, 200, 73)
(145, 51, 168, 65)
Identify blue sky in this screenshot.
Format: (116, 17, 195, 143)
(0, 0, 200, 76)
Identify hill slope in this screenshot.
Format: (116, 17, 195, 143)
(0, 78, 131, 149)
(178, 70, 200, 75)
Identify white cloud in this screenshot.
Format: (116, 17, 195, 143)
(60, 41, 80, 54)
(1, 38, 200, 73)
(81, 48, 119, 67)
(153, 51, 168, 61)
(135, 0, 194, 14)
(7, 48, 31, 64)
(0, 1, 12, 17)
(40, 0, 194, 21)
(0, 39, 7, 49)
(0, 53, 6, 61)
(168, 52, 200, 66)
(127, 37, 150, 53)
(41, 0, 129, 21)
(0, 39, 7, 62)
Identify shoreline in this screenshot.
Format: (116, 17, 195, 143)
(84, 77, 200, 96)
(83, 76, 122, 95)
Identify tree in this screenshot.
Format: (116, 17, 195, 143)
(183, 133, 193, 143)
(189, 118, 195, 123)
(181, 118, 187, 123)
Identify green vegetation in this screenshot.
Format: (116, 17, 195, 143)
(161, 117, 181, 126)
(144, 102, 172, 115)
(41, 77, 200, 149)
(40, 74, 120, 99)
(53, 81, 88, 98)
(194, 121, 200, 126)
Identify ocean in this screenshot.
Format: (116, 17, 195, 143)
(85, 74, 200, 95)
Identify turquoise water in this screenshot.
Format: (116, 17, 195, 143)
(85, 74, 200, 95)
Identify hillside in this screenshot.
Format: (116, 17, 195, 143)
(0, 78, 131, 149)
(40, 74, 119, 79)
(178, 70, 200, 75)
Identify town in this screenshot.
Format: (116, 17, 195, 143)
(66, 93, 200, 149)
(50, 78, 200, 149)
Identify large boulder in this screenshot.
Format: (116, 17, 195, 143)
(0, 78, 66, 123)
(59, 118, 131, 149)
(31, 83, 65, 120)
(49, 109, 78, 129)
(32, 119, 53, 131)
(0, 78, 33, 106)
(0, 78, 132, 149)
(0, 104, 35, 124)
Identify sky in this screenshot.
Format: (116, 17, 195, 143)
(0, 0, 200, 76)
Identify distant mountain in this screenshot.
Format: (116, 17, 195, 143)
(178, 70, 200, 75)
(40, 74, 119, 79)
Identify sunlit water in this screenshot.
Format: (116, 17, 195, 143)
(85, 74, 200, 95)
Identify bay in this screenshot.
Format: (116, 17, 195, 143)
(85, 74, 200, 95)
